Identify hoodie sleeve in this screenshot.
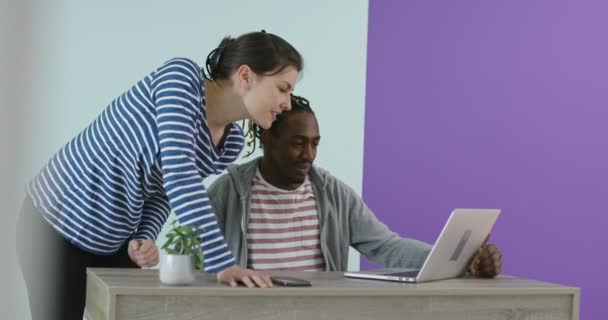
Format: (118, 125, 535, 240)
(332, 177, 432, 269)
(207, 172, 232, 233)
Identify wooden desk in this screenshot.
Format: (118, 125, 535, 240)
(85, 268, 579, 320)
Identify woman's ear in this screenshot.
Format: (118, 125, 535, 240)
(234, 64, 252, 90)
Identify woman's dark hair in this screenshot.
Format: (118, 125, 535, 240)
(203, 31, 303, 81)
(243, 94, 313, 157)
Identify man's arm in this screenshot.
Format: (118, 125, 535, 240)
(342, 179, 502, 276)
(334, 179, 432, 269)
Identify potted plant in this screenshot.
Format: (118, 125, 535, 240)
(159, 221, 203, 285)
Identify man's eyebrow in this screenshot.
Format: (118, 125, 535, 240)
(290, 135, 321, 140)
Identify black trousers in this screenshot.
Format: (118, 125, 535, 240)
(16, 197, 139, 320)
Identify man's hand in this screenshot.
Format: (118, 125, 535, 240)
(468, 244, 502, 278)
(217, 265, 273, 288)
(127, 239, 159, 268)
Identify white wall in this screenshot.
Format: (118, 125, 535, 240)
(16, 1, 368, 319)
(2, 0, 37, 319)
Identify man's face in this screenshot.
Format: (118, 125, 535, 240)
(265, 112, 320, 185)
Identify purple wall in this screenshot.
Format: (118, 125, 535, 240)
(363, 1, 608, 318)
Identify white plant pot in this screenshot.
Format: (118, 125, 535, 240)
(160, 254, 195, 285)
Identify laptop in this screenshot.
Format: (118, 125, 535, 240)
(344, 208, 500, 283)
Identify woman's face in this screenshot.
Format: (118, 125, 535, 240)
(242, 66, 299, 129)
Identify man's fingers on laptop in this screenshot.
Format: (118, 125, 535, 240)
(482, 244, 498, 256)
(477, 244, 502, 277)
(468, 247, 483, 275)
(469, 244, 502, 277)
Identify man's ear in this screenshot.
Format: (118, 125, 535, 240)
(261, 130, 273, 150)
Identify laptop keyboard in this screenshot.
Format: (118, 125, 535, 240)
(388, 270, 420, 278)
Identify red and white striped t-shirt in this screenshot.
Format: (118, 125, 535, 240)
(246, 169, 325, 271)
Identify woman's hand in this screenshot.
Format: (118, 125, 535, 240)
(217, 265, 273, 288)
(127, 239, 159, 268)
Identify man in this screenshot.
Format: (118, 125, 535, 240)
(208, 95, 501, 276)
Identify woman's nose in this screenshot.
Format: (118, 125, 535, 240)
(282, 97, 292, 111)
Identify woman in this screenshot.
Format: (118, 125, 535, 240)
(17, 31, 302, 320)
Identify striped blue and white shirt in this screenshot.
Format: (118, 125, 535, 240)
(27, 58, 243, 273)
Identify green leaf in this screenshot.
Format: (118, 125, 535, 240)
(161, 221, 204, 268)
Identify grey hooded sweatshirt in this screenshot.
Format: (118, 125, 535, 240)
(207, 158, 432, 271)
